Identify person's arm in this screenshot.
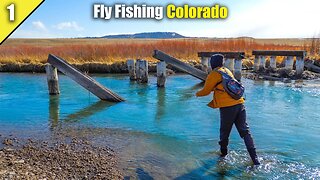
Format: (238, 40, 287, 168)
(196, 72, 220, 97)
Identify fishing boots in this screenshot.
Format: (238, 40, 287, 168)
(220, 147, 228, 157)
(244, 134, 260, 165)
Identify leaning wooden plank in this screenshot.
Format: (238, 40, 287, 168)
(305, 61, 320, 73)
(153, 50, 207, 81)
(48, 54, 124, 102)
(252, 50, 306, 57)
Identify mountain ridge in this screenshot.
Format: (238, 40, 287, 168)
(100, 32, 186, 39)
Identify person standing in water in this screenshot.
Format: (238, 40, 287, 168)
(196, 54, 260, 165)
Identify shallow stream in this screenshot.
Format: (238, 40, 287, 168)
(0, 73, 319, 179)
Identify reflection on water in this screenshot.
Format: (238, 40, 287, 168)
(49, 96, 60, 129)
(49, 96, 114, 128)
(64, 101, 114, 122)
(0, 73, 320, 179)
(155, 87, 165, 121)
(269, 80, 275, 86)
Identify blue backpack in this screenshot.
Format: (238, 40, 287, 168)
(216, 68, 244, 100)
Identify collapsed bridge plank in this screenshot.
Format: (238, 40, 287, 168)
(153, 50, 207, 81)
(252, 50, 306, 57)
(305, 61, 320, 73)
(48, 54, 124, 102)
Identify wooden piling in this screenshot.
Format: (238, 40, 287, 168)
(224, 59, 234, 73)
(285, 56, 294, 74)
(234, 59, 242, 81)
(207, 57, 212, 72)
(135, 60, 140, 81)
(269, 56, 277, 71)
(259, 56, 266, 71)
(45, 64, 60, 95)
(48, 54, 124, 102)
(157, 61, 166, 87)
(254, 56, 260, 72)
(201, 57, 209, 73)
(295, 56, 304, 78)
(136, 59, 148, 83)
(127, 59, 136, 80)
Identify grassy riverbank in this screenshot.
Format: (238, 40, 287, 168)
(1, 38, 315, 64)
(0, 38, 318, 73)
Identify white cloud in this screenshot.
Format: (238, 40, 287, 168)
(179, 0, 320, 38)
(54, 21, 84, 31)
(11, 29, 59, 38)
(227, 0, 320, 38)
(32, 21, 47, 31)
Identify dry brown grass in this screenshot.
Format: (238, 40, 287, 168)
(0, 38, 316, 65)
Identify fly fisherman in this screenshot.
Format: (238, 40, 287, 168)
(196, 54, 260, 165)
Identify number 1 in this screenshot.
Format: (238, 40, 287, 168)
(7, 4, 15, 21)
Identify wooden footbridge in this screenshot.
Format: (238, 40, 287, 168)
(198, 51, 245, 81)
(151, 50, 246, 83)
(46, 54, 124, 102)
(151, 50, 310, 86)
(252, 50, 306, 77)
(45, 49, 313, 98)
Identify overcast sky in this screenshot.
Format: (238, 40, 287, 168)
(11, 0, 320, 38)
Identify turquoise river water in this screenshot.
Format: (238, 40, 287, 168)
(0, 73, 320, 179)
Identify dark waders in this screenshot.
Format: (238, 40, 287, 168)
(219, 104, 260, 165)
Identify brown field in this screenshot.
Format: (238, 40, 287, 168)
(0, 38, 318, 66)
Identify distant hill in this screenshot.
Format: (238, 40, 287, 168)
(101, 32, 186, 39)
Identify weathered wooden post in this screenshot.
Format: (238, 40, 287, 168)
(136, 59, 148, 83)
(259, 56, 266, 71)
(285, 56, 294, 74)
(234, 59, 242, 81)
(207, 57, 212, 72)
(45, 64, 60, 95)
(127, 59, 136, 80)
(269, 56, 277, 71)
(254, 55, 260, 72)
(201, 57, 209, 73)
(157, 61, 166, 87)
(224, 59, 235, 73)
(295, 56, 304, 78)
(135, 60, 140, 81)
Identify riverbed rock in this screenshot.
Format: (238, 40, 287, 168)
(0, 137, 123, 179)
(2, 139, 13, 146)
(302, 70, 320, 80)
(166, 69, 175, 76)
